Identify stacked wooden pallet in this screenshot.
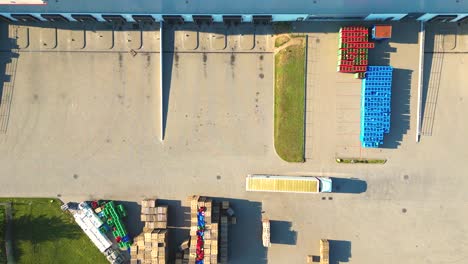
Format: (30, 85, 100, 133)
(187, 196, 220, 264)
(131, 229, 168, 264)
(141, 200, 168, 229)
(176, 196, 232, 264)
(262, 218, 271, 248)
(130, 199, 168, 264)
(320, 239, 330, 264)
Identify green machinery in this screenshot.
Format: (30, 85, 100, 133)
(101, 201, 132, 249)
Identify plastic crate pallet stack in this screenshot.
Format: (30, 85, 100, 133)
(100, 201, 132, 250)
(177, 196, 234, 264)
(130, 199, 168, 264)
(360, 66, 393, 148)
(186, 196, 220, 264)
(337, 26, 375, 74)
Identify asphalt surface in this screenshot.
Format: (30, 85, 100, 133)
(0, 21, 467, 264)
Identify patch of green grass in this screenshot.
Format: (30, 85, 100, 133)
(336, 158, 387, 164)
(274, 38, 306, 162)
(0, 206, 6, 264)
(273, 22, 293, 34)
(0, 198, 107, 264)
(275, 35, 290, 48)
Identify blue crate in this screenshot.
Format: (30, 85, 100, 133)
(366, 72, 393, 78)
(367, 66, 393, 72)
(360, 66, 393, 148)
(364, 81, 392, 87)
(368, 80, 392, 85)
(363, 86, 391, 93)
(365, 77, 392, 82)
(364, 108, 390, 114)
(362, 142, 379, 148)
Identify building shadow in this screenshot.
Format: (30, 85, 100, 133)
(380, 68, 412, 148)
(329, 240, 352, 264)
(331, 178, 367, 194)
(368, 40, 395, 66)
(387, 22, 420, 44)
(162, 23, 175, 140)
(269, 220, 297, 245)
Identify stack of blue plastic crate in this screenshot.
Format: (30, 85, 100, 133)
(360, 66, 393, 148)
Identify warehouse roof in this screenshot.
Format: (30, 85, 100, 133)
(1, 0, 467, 15)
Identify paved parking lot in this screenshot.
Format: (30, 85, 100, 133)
(304, 22, 421, 164)
(0, 22, 468, 264)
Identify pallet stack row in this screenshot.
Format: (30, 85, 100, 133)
(187, 196, 220, 264)
(360, 66, 393, 148)
(176, 196, 233, 264)
(219, 201, 230, 264)
(131, 229, 168, 264)
(131, 199, 168, 264)
(320, 239, 330, 264)
(141, 201, 168, 229)
(337, 26, 375, 73)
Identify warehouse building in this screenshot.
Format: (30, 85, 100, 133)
(0, 0, 468, 24)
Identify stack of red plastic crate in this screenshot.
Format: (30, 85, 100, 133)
(337, 26, 375, 73)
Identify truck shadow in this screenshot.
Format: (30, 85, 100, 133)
(270, 220, 297, 245)
(329, 240, 352, 264)
(331, 178, 367, 194)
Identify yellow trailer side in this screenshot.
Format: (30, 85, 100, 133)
(246, 175, 319, 193)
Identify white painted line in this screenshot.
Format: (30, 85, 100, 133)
(416, 21, 425, 143)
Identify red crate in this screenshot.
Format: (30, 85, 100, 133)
(352, 66, 367, 72)
(345, 48, 358, 54)
(339, 60, 353, 66)
(358, 48, 369, 54)
(339, 65, 367, 73)
(347, 42, 375, 49)
(354, 60, 368, 66)
(343, 36, 368, 43)
(340, 32, 369, 38)
(338, 65, 353, 72)
(339, 53, 356, 60)
(341, 26, 368, 32)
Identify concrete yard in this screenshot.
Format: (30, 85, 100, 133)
(0, 21, 468, 264)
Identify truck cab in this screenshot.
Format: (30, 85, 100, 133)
(318, 177, 333, 193)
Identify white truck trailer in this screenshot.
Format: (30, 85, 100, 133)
(246, 175, 332, 193)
